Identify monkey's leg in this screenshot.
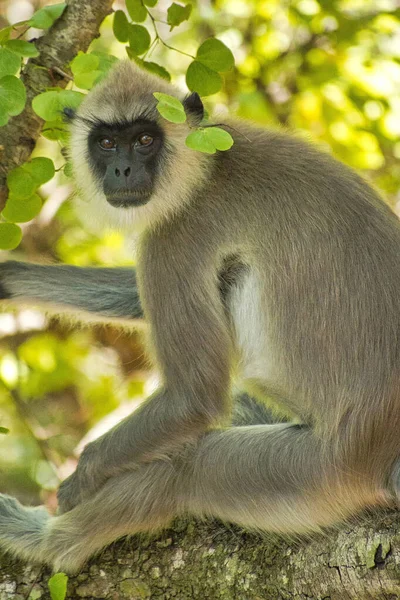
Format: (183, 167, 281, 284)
(185, 423, 386, 532)
(0, 262, 143, 321)
(0, 423, 386, 572)
(0, 461, 179, 573)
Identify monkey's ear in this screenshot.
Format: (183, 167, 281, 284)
(183, 92, 204, 124)
(62, 107, 76, 122)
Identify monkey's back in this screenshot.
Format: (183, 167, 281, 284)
(185, 121, 400, 461)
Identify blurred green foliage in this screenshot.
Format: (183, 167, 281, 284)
(0, 0, 399, 504)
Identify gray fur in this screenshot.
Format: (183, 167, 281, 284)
(0, 261, 143, 322)
(0, 59, 398, 572)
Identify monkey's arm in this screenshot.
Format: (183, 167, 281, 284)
(0, 261, 143, 321)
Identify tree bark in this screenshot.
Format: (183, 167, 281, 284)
(0, 509, 399, 599)
(0, 0, 114, 209)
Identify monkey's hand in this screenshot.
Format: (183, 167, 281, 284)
(57, 443, 109, 513)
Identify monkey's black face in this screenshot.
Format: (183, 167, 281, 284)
(87, 119, 164, 208)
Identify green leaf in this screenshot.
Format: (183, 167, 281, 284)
(70, 52, 99, 74)
(186, 61, 222, 96)
(0, 26, 13, 44)
(2, 193, 42, 223)
(48, 573, 68, 600)
(32, 91, 59, 121)
(185, 127, 233, 154)
(135, 58, 170, 81)
(185, 129, 216, 153)
(167, 3, 192, 30)
(64, 162, 73, 178)
(32, 90, 84, 121)
(153, 92, 186, 123)
(89, 52, 119, 85)
(0, 48, 21, 78)
(7, 167, 37, 199)
(0, 223, 22, 250)
(113, 10, 130, 43)
(91, 52, 118, 72)
(42, 119, 70, 142)
(75, 70, 102, 89)
(58, 90, 84, 114)
(0, 76, 26, 123)
(204, 127, 233, 150)
(70, 52, 101, 89)
(143, 0, 158, 5)
(126, 0, 147, 23)
(196, 38, 234, 72)
(29, 3, 66, 29)
(0, 427, 9, 434)
(127, 25, 151, 56)
(6, 158, 54, 202)
(4, 40, 39, 57)
(25, 157, 55, 186)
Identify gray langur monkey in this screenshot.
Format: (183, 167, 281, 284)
(0, 59, 399, 573)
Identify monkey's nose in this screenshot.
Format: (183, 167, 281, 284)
(114, 166, 131, 178)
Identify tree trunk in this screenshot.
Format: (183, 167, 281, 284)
(0, 0, 114, 209)
(1, 509, 399, 599)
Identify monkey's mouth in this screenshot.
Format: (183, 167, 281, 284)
(105, 190, 151, 208)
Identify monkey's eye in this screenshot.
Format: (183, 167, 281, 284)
(99, 137, 116, 150)
(137, 134, 154, 147)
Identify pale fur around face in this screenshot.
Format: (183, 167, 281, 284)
(69, 61, 211, 234)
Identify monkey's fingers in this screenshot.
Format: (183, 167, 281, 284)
(57, 457, 111, 514)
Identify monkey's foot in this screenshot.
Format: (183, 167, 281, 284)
(57, 469, 98, 513)
(0, 494, 50, 564)
(57, 446, 109, 513)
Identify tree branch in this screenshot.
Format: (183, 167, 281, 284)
(1, 510, 400, 599)
(0, 0, 114, 210)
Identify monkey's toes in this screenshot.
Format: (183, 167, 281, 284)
(57, 472, 84, 513)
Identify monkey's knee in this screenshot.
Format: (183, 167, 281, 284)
(49, 462, 182, 572)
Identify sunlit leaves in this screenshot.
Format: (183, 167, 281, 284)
(26, 157, 55, 186)
(186, 127, 233, 154)
(2, 193, 42, 223)
(0, 76, 26, 125)
(7, 168, 37, 199)
(0, 26, 13, 44)
(42, 119, 70, 143)
(196, 39, 234, 72)
(126, 0, 147, 23)
(0, 223, 22, 250)
(113, 10, 130, 43)
(4, 40, 39, 57)
(29, 3, 66, 29)
(48, 573, 68, 600)
(32, 90, 84, 121)
(7, 158, 54, 200)
(154, 92, 186, 123)
(134, 58, 170, 81)
(167, 3, 192, 30)
(64, 162, 73, 178)
(0, 48, 21, 78)
(186, 62, 222, 96)
(70, 53, 102, 90)
(186, 39, 234, 96)
(127, 25, 151, 56)
(2, 158, 55, 227)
